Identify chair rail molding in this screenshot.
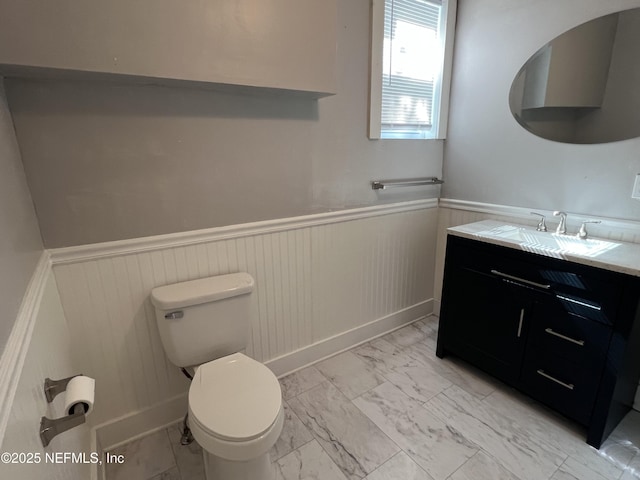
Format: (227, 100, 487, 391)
(0, 251, 50, 444)
(49, 199, 438, 265)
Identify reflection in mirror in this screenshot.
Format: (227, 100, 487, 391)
(509, 8, 640, 144)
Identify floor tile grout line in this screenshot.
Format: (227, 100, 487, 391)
(344, 391, 404, 478)
(281, 366, 329, 402)
(479, 448, 527, 480)
(547, 457, 567, 480)
(164, 427, 181, 480)
(348, 390, 404, 461)
(273, 437, 317, 466)
(443, 449, 482, 480)
(364, 450, 431, 480)
(270, 401, 315, 463)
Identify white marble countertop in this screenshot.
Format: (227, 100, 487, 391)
(447, 220, 640, 277)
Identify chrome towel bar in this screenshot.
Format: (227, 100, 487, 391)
(371, 177, 444, 190)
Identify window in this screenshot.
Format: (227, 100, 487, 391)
(369, 0, 457, 140)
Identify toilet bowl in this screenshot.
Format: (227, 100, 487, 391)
(188, 352, 284, 480)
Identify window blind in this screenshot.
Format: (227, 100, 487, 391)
(381, 0, 443, 136)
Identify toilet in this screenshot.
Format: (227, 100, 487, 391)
(150, 273, 283, 480)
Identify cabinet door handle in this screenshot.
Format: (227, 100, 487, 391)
(536, 369, 575, 390)
(544, 328, 585, 346)
(517, 309, 524, 338)
(490, 270, 551, 290)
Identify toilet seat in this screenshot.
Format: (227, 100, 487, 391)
(189, 353, 282, 443)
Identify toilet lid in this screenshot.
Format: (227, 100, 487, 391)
(189, 353, 282, 442)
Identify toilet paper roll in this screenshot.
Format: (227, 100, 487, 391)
(64, 376, 95, 415)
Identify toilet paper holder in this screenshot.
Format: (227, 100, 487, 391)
(40, 375, 87, 447)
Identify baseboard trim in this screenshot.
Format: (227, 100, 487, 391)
(95, 393, 188, 452)
(50, 199, 438, 265)
(266, 299, 433, 377)
(0, 251, 51, 445)
(92, 300, 432, 449)
(433, 299, 441, 318)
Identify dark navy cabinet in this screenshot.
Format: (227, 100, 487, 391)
(442, 266, 530, 384)
(437, 234, 640, 448)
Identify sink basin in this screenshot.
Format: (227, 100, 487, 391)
(473, 225, 620, 258)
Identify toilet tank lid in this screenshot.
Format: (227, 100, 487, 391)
(150, 273, 254, 310)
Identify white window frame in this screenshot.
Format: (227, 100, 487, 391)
(368, 0, 457, 140)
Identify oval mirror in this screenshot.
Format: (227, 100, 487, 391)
(509, 8, 640, 144)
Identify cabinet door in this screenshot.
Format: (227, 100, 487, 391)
(439, 265, 529, 383)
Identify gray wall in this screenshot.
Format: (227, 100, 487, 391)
(0, 79, 43, 356)
(443, 0, 640, 220)
(6, 0, 443, 248)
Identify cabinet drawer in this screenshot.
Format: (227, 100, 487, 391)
(446, 236, 622, 325)
(528, 307, 612, 367)
(548, 281, 619, 326)
(448, 239, 541, 289)
(521, 348, 602, 425)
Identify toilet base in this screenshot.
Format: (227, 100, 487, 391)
(203, 450, 274, 480)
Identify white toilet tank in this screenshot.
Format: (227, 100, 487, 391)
(150, 273, 254, 367)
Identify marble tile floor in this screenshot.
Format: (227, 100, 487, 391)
(106, 316, 640, 480)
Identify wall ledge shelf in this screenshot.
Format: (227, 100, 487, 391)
(0, 64, 336, 99)
(0, 0, 337, 99)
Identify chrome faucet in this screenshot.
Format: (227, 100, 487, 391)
(553, 211, 567, 235)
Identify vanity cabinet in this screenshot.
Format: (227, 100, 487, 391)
(437, 234, 640, 448)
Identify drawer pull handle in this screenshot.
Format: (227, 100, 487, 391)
(490, 270, 551, 290)
(555, 294, 602, 311)
(544, 328, 585, 346)
(537, 369, 575, 390)
(517, 309, 524, 338)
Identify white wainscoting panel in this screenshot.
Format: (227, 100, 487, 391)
(0, 269, 92, 480)
(51, 202, 438, 428)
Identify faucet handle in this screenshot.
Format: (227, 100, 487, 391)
(530, 212, 547, 232)
(577, 220, 601, 240)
